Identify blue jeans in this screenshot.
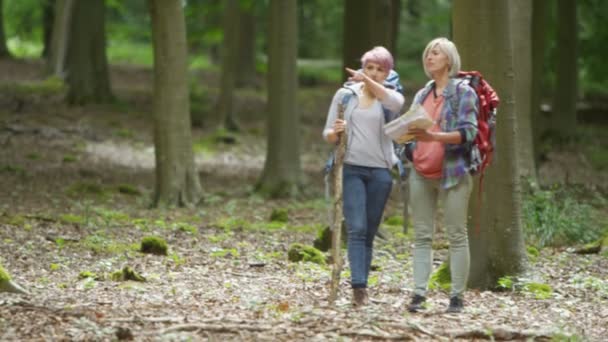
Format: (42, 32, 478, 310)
(343, 164, 393, 288)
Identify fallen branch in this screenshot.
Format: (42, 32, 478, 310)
(447, 327, 553, 340)
(160, 323, 273, 335)
(340, 328, 414, 340)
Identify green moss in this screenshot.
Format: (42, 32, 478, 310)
(6, 215, 26, 226)
(523, 282, 553, 299)
(496, 276, 514, 291)
(59, 214, 86, 225)
(313, 224, 346, 252)
(270, 208, 289, 223)
(78, 271, 99, 280)
(287, 243, 326, 265)
(117, 184, 141, 196)
(526, 245, 540, 257)
(110, 266, 146, 282)
(428, 262, 451, 291)
(0, 264, 11, 281)
(140, 236, 168, 255)
(383, 215, 404, 227)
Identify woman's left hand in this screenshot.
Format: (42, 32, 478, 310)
(408, 128, 436, 142)
(345, 67, 366, 82)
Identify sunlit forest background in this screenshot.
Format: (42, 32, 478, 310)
(0, 0, 607, 340)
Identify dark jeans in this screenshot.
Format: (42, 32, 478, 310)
(343, 164, 393, 288)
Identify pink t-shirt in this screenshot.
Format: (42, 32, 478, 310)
(413, 92, 444, 179)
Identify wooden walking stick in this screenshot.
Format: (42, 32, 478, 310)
(329, 103, 347, 304)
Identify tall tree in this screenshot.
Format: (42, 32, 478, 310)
(215, 0, 240, 131)
(342, 0, 399, 76)
(148, 0, 203, 207)
(531, 0, 548, 163)
(236, 1, 257, 88)
(453, 0, 526, 289)
(256, 0, 301, 197)
(47, 0, 73, 77)
(65, 0, 112, 104)
(41, 0, 55, 59)
(550, 0, 578, 138)
(510, 0, 536, 179)
(0, 0, 11, 58)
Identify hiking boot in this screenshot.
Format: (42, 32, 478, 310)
(352, 288, 369, 307)
(446, 296, 464, 313)
(407, 294, 426, 312)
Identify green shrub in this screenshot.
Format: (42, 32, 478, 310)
(523, 282, 553, 299)
(523, 183, 604, 247)
(140, 236, 168, 256)
(383, 215, 404, 227)
(110, 266, 146, 282)
(428, 262, 451, 291)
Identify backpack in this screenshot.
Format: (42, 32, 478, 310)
(451, 71, 499, 176)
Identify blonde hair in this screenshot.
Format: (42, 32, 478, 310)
(422, 37, 461, 79)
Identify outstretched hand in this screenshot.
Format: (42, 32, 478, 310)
(345, 68, 366, 83)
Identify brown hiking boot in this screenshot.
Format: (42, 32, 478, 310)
(352, 288, 369, 307)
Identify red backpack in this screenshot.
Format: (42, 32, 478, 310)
(452, 71, 500, 176)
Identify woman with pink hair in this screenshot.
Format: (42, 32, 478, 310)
(323, 46, 404, 306)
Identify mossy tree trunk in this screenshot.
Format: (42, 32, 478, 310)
(149, 0, 203, 207)
(256, 0, 301, 198)
(510, 0, 536, 179)
(550, 0, 578, 139)
(48, 0, 73, 77)
(216, 0, 240, 131)
(531, 0, 548, 163)
(65, 0, 112, 104)
(0, 0, 11, 58)
(453, 0, 526, 290)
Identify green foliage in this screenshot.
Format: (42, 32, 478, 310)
(66, 182, 106, 197)
(110, 266, 146, 282)
(523, 282, 553, 300)
(0, 164, 26, 176)
(523, 183, 604, 247)
(210, 248, 239, 258)
(269, 208, 289, 223)
(428, 262, 451, 291)
(527, 246, 540, 262)
(59, 214, 86, 225)
(116, 184, 141, 196)
(62, 155, 77, 163)
(140, 236, 168, 256)
(0, 264, 11, 281)
(50, 263, 61, 271)
(496, 276, 514, 291)
(383, 215, 404, 227)
(78, 271, 99, 280)
(287, 243, 326, 265)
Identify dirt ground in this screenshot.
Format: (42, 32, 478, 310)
(1, 58, 607, 341)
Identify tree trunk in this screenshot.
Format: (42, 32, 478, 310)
(531, 0, 548, 163)
(236, 2, 257, 88)
(453, 0, 526, 290)
(48, 0, 73, 77)
(41, 0, 55, 59)
(0, 0, 11, 58)
(510, 0, 536, 179)
(216, 0, 240, 131)
(149, 0, 203, 207)
(343, 0, 400, 77)
(256, 0, 301, 198)
(65, 0, 112, 104)
(550, 0, 578, 139)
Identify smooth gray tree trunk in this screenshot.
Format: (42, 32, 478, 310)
(149, 0, 203, 207)
(510, 0, 536, 179)
(48, 0, 73, 77)
(453, 0, 526, 290)
(236, 2, 257, 88)
(65, 0, 112, 104)
(256, 0, 301, 198)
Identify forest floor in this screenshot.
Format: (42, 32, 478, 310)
(0, 58, 607, 341)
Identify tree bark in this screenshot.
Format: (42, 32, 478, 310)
(216, 0, 240, 131)
(149, 0, 203, 207)
(510, 0, 536, 179)
(550, 0, 578, 139)
(256, 0, 301, 198)
(453, 0, 526, 290)
(65, 0, 112, 104)
(48, 0, 73, 77)
(41, 0, 55, 59)
(0, 0, 11, 58)
(531, 0, 548, 163)
(236, 2, 257, 88)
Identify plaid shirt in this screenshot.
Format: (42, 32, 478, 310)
(410, 78, 478, 189)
